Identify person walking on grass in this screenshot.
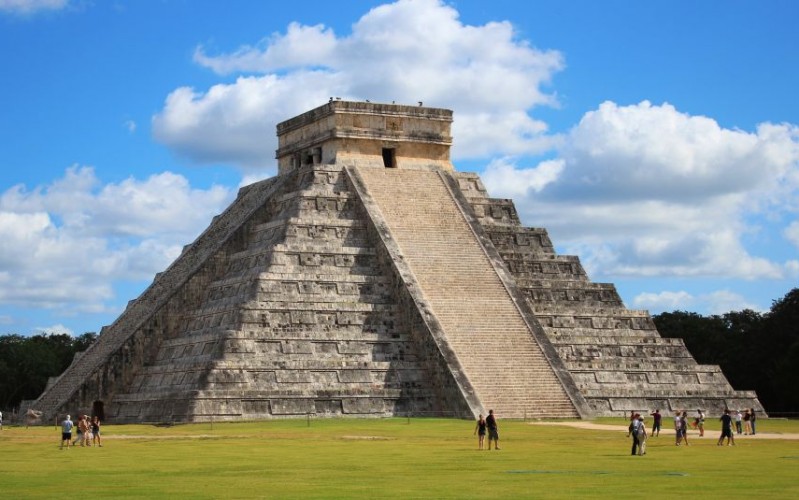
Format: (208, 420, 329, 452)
(650, 409, 661, 437)
(73, 415, 86, 446)
(91, 416, 102, 447)
(85, 415, 94, 446)
(750, 408, 757, 435)
(735, 409, 743, 435)
(680, 411, 690, 446)
(628, 414, 646, 455)
(474, 414, 487, 450)
(696, 409, 705, 437)
(717, 409, 735, 446)
(637, 415, 648, 455)
(674, 411, 682, 446)
(60, 415, 73, 449)
(486, 409, 500, 450)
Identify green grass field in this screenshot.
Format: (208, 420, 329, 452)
(1, 417, 797, 499)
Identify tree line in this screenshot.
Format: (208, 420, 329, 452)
(0, 332, 96, 412)
(653, 287, 799, 415)
(0, 288, 796, 416)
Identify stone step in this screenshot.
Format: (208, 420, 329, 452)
(549, 335, 681, 345)
(580, 387, 740, 398)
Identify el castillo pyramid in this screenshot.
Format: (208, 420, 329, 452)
(28, 101, 765, 423)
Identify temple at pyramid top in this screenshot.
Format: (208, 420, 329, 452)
(275, 100, 454, 175)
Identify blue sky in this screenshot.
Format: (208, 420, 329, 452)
(1, 0, 797, 336)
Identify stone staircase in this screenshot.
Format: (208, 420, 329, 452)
(352, 166, 579, 419)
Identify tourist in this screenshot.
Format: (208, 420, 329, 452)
(680, 411, 690, 446)
(0, 410, 3, 430)
(26, 408, 42, 428)
(60, 414, 73, 449)
(717, 409, 735, 446)
(474, 414, 487, 450)
(674, 411, 682, 446)
(650, 409, 661, 437)
(628, 413, 643, 455)
(72, 415, 84, 446)
(85, 416, 94, 446)
(735, 409, 743, 434)
(486, 409, 500, 450)
(743, 409, 752, 435)
(750, 408, 757, 435)
(91, 416, 102, 447)
(696, 409, 705, 437)
(637, 415, 647, 455)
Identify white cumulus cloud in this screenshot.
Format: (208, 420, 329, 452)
(0, 0, 67, 14)
(485, 101, 799, 281)
(786, 220, 799, 248)
(34, 323, 74, 336)
(0, 166, 233, 313)
(633, 289, 761, 315)
(482, 157, 564, 198)
(153, 0, 563, 167)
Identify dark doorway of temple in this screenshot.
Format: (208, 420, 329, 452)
(92, 400, 105, 420)
(382, 148, 396, 168)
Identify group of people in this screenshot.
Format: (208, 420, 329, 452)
(59, 414, 102, 449)
(671, 410, 695, 445)
(630, 407, 760, 454)
(474, 409, 500, 450)
(737, 408, 758, 435)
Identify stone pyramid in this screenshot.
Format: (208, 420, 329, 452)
(28, 101, 764, 423)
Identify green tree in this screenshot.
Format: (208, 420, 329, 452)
(0, 332, 97, 411)
(654, 288, 799, 414)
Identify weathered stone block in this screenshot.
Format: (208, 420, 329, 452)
(338, 370, 372, 383)
(270, 399, 315, 415)
(275, 371, 312, 383)
(342, 398, 385, 414)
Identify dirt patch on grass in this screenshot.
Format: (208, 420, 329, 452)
(339, 435, 395, 441)
(530, 421, 799, 440)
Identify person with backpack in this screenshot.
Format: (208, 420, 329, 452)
(628, 413, 645, 455)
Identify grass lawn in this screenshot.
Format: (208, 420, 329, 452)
(1, 417, 797, 499)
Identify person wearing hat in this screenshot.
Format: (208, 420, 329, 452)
(636, 415, 648, 455)
(628, 413, 645, 455)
